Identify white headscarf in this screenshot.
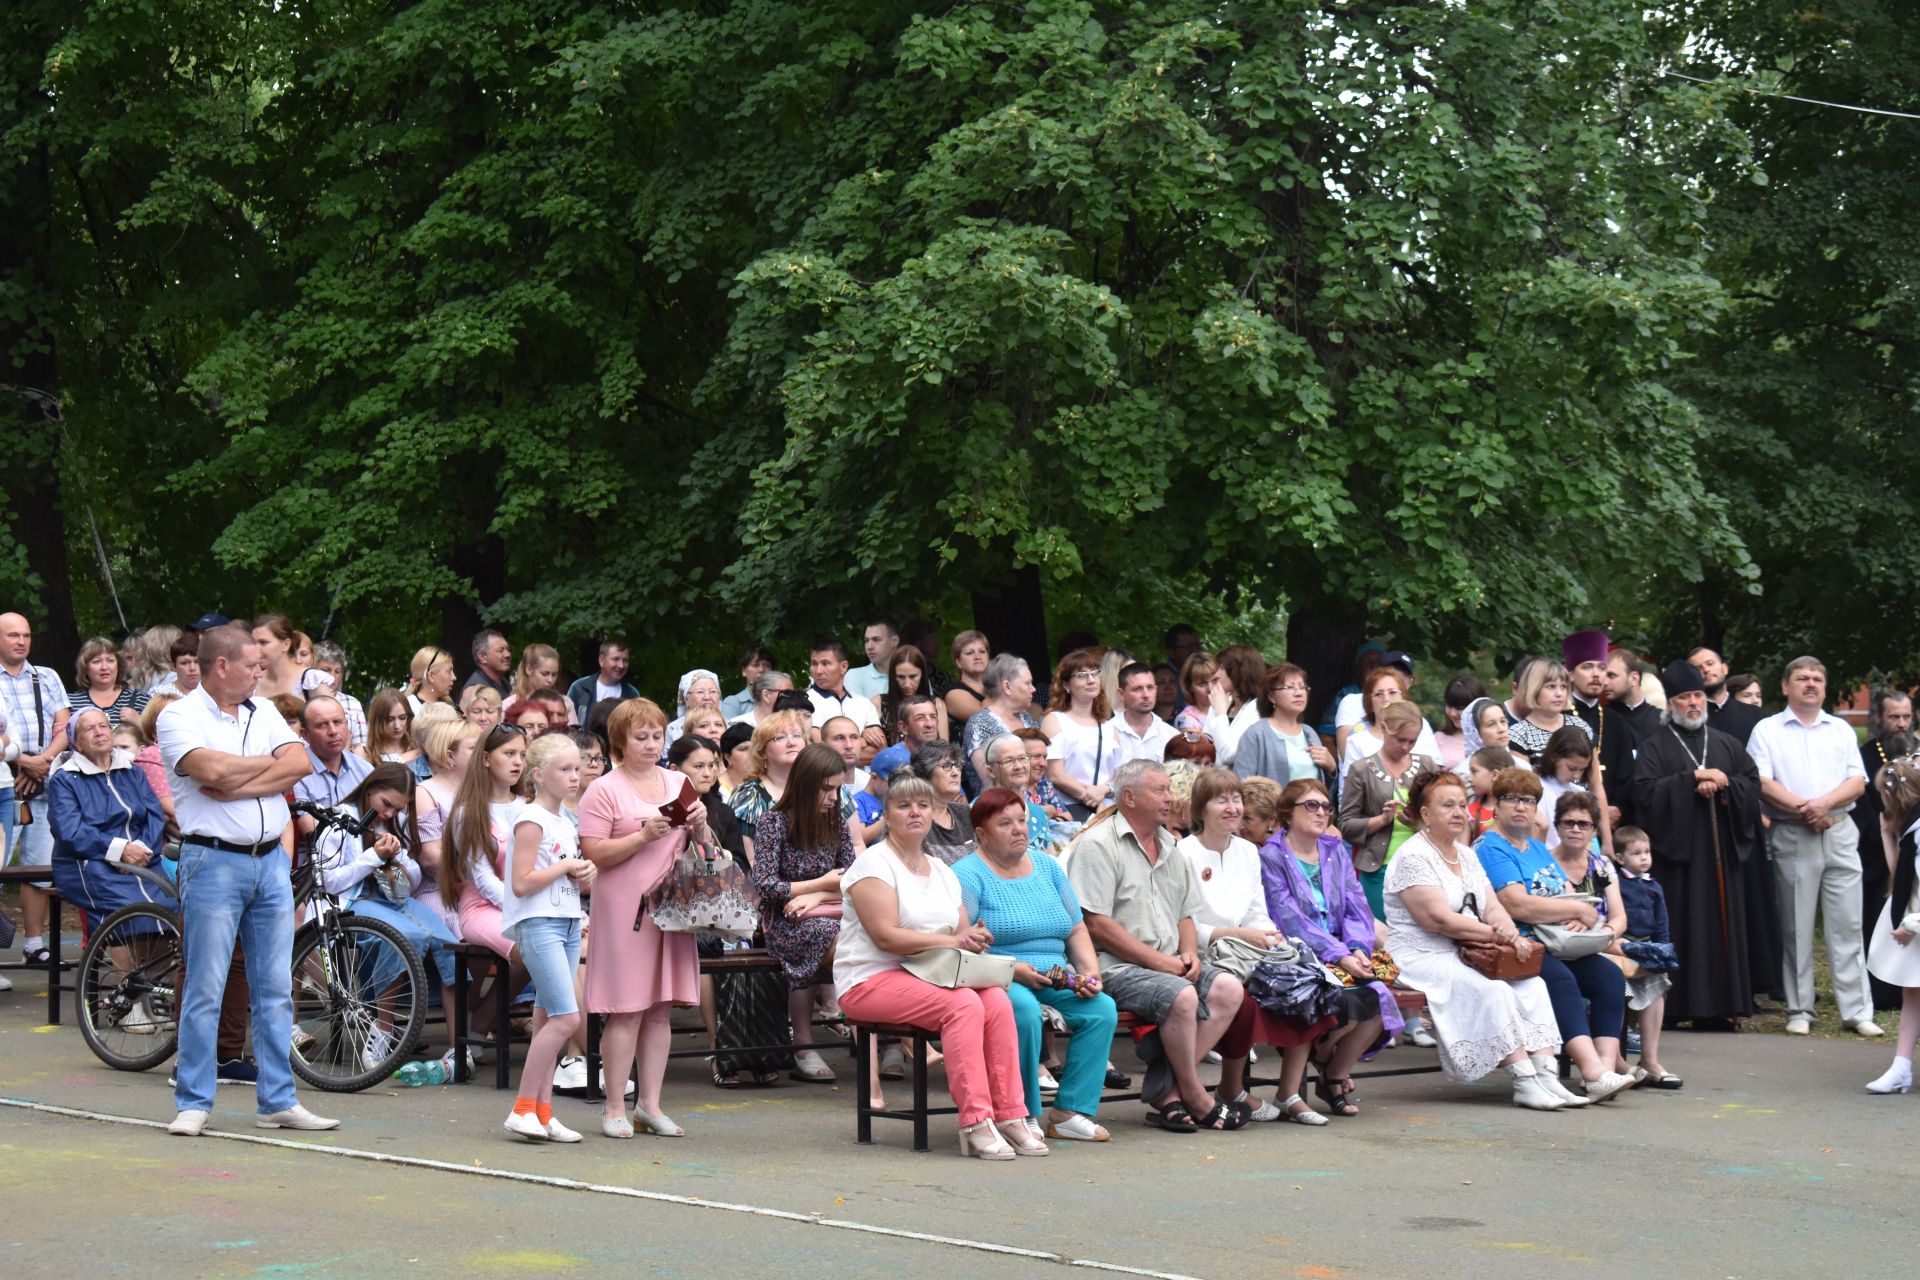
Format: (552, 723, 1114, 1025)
(675, 668, 721, 720)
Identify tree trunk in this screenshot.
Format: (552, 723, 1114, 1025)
(968, 562, 1049, 676)
(442, 534, 507, 681)
(1286, 591, 1368, 732)
(0, 138, 80, 673)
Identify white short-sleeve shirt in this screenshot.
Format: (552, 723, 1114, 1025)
(833, 841, 964, 1000)
(1046, 718, 1124, 789)
(808, 686, 880, 733)
(157, 685, 302, 845)
(1747, 708, 1865, 815)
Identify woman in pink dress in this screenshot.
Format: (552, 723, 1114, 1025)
(579, 698, 710, 1139)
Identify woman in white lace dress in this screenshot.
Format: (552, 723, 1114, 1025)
(1384, 771, 1576, 1110)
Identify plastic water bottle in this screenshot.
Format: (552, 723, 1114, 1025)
(392, 1057, 450, 1087)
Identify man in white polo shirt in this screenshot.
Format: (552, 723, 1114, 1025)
(1747, 655, 1878, 1037)
(157, 624, 339, 1136)
(805, 638, 879, 736)
(1109, 662, 1178, 768)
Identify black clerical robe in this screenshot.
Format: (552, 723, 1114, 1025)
(1572, 696, 1636, 827)
(1613, 699, 1660, 748)
(1628, 722, 1765, 1022)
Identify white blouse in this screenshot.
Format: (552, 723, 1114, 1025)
(1176, 834, 1274, 946)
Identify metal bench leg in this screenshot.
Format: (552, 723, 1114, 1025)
(855, 1028, 874, 1145)
(493, 958, 511, 1090)
(586, 1013, 604, 1102)
(452, 960, 472, 1083)
(46, 892, 63, 1025)
(911, 1032, 930, 1153)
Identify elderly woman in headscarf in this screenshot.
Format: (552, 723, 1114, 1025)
(665, 668, 724, 750)
(48, 707, 175, 926)
(1454, 696, 1532, 782)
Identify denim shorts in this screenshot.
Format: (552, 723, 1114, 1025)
(510, 915, 583, 1017)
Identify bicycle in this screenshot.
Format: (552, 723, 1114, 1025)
(74, 804, 430, 1092)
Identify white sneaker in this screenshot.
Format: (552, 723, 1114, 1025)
(256, 1104, 340, 1131)
(291, 1025, 317, 1053)
(1583, 1070, 1637, 1103)
(597, 1068, 636, 1098)
(1203, 1050, 1222, 1064)
(120, 997, 160, 1035)
(545, 1116, 583, 1143)
(504, 1110, 550, 1141)
(1037, 1066, 1059, 1093)
(167, 1109, 210, 1136)
(790, 1049, 836, 1082)
(552, 1056, 588, 1091)
(1530, 1056, 1592, 1107)
(1866, 1059, 1913, 1095)
(1784, 1016, 1812, 1035)
(1407, 1022, 1438, 1048)
(361, 1025, 396, 1071)
(1851, 1020, 1885, 1037)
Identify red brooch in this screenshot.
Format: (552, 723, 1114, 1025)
(1201, 867, 1213, 881)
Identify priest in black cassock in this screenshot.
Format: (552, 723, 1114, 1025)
(1565, 630, 1635, 828)
(1628, 660, 1766, 1026)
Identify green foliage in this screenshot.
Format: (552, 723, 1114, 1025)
(2, 1, 1904, 689)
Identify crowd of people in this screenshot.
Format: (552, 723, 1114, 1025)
(5, 608, 1919, 1157)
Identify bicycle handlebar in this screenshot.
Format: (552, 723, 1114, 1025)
(292, 800, 375, 840)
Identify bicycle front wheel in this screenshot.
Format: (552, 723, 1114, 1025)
(289, 913, 428, 1092)
(76, 903, 183, 1072)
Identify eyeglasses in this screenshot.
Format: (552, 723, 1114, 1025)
(1072, 669, 1101, 680)
(1495, 795, 1537, 808)
(1279, 683, 1310, 694)
(1295, 799, 1332, 815)
(1557, 819, 1595, 832)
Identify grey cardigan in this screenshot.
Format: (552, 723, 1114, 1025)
(1336, 752, 1439, 874)
(1232, 720, 1328, 785)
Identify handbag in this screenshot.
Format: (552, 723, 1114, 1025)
(1206, 933, 1301, 980)
(795, 900, 843, 920)
(901, 946, 1015, 989)
(1458, 893, 1543, 981)
(640, 848, 759, 941)
(1531, 894, 1614, 959)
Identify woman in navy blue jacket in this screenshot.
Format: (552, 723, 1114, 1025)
(48, 708, 173, 927)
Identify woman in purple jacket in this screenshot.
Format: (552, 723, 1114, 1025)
(1259, 777, 1398, 1116)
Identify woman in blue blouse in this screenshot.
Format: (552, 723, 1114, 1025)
(953, 788, 1118, 1143)
(1474, 768, 1637, 1104)
(1259, 778, 1399, 1115)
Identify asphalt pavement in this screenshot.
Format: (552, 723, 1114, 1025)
(0, 967, 1906, 1280)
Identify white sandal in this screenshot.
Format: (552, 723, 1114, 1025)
(1230, 1090, 1282, 1123)
(633, 1110, 685, 1137)
(600, 1114, 634, 1139)
(1278, 1094, 1328, 1126)
(958, 1120, 1015, 1160)
(1044, 1110, 1111, 1142)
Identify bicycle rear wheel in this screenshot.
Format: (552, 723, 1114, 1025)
(289, 913, 428, 1092)
(76, 903, 183, 1072)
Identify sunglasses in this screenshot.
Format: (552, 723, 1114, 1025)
(1295, 799, 1333, 815)
(1557, 819, 1595, 832)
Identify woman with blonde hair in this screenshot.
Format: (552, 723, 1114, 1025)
(407, 646, 457, 712)
(461, 683, 503, 732)
(1173, 653, 1218, 734)
(511, 643, 564, 704)
(125, 625, 181, 696)
(945, 630, 991, 728)
(414, 714, 481, 936)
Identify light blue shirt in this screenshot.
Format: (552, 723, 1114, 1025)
(845, 663, 888, 699)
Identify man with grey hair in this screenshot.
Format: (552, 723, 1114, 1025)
(1625, 660, 1766, 1029)
(308, 640, 366, 749)
(1068, 758, 1245, 1131)
(960, 653, 1039, 797)
(1747, 656, 1878, 1036)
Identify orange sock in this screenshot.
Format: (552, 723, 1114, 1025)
(536, 1103, 553, 1125)
(513, 1097, 538, 1116)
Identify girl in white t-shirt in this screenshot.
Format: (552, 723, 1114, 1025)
(502, 736, 597, 1143)
(835, 775, 1039, 1160)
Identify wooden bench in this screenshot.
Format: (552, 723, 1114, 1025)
(582, 948, 856, 1100)
(448, 942, 528, 1089)
(852, 986, 1439, 1151)
(0, 870, 70, 1025)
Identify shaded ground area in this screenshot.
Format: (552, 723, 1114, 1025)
(0, 959, 1906, 1280)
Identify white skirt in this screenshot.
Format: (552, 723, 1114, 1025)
(1867, 902, 1920, 988)
(1393, 945, 1562, 1082)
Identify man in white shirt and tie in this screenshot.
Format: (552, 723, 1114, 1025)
(157, 624, 340, 1136)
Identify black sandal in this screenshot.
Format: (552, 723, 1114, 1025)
(1195, 1101, 1248, 1131)
(1314, 1077, 1359, 1117)
(711, 1069, 743, 1089)
(754, 1070, 782, 1087)
(1144, 1101, 1198, 1133)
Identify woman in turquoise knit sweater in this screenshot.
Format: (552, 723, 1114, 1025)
(954, 788, 1119, 1143)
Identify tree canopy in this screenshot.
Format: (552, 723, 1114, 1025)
(2, 1, 1912, 696)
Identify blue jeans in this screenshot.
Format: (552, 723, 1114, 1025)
(7, 793, 52, 888)
(0, 784, 14, 865)
(174, 842, 298, 1115)
(510, 916, 582, 1017)
(349, 896, 460, 995)
(1538, 951, 1627, 1044)
(1006, 981, 1119, 1119)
